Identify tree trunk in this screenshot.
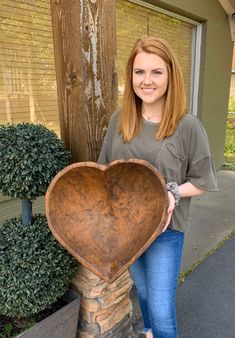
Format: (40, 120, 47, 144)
(22, 199, 33, 225)
(50, 0, 118, 163)
(50, 1, 133, 337)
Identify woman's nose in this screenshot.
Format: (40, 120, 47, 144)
(143, 73, 152, 85)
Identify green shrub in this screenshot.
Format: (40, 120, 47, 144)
(224, 119, 235, 155)
(0, 323, 13, 338)
(0, 215, 78, 318)
(0, 123, 70, 200)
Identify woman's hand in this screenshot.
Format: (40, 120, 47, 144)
(162, 182, 206, 233)
(162, 191, 175, 232)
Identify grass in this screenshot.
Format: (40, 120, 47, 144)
(179, 229, 235, 285)
(223, 154, 235, 171)
(223, 112, 235, 171)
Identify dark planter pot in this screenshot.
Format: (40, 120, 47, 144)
(17, 290, 80, 338)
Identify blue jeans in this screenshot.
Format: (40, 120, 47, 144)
(130, 229, 184, 338)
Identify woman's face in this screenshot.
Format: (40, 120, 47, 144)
(132, 52, 168, 109)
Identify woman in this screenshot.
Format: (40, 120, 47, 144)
(98, 36, 218, 338)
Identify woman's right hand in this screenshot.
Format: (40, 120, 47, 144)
(162, 191, 175, 232)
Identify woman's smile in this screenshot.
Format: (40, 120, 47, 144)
(141, 87, 156, 94)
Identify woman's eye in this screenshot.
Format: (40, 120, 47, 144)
(134, 70, 144, 75)
(153, 70, 162, 75)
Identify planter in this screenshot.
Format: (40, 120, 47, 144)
(17, 289, 80, 338)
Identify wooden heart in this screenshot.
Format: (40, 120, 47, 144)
(45, 159, 168, 283)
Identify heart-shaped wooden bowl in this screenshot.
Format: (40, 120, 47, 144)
(45, 159, 168, 283)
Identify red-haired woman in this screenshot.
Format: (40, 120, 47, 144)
(98, 36, 218, 338)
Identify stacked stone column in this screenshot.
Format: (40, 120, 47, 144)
(73, 265, 133, 338)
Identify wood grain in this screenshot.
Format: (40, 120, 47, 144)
(50, 0, 117, 162)
(45, 159, 168, 283)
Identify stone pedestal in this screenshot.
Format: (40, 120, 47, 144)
(72, 265, 133, 337)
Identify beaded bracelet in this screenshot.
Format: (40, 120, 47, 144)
(166, 182, 181, 206)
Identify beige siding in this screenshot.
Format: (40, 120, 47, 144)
(0, 0, 60, 135)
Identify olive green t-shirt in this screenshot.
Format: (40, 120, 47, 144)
(98, 111, 218, 232)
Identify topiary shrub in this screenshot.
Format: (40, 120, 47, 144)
(0, 123, 70, 225)
(0, 123, 78, 320)
(0, 123, 69, 200)
(0, 214, 78, 318)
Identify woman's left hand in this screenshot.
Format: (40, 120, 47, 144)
(162, 191, 175, 232)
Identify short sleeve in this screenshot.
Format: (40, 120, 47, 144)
(184, 116, 218, 191)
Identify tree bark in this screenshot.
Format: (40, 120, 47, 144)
(50, 0, 118, 163)
(50, 1, 133, 337)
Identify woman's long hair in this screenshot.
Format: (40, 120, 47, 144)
(118, 36, 186, 141)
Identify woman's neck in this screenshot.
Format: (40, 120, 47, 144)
(142, 103, 162, 123)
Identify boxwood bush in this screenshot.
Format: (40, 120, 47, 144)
(0, 215, 78, 318)
(0, 123, 70, 200)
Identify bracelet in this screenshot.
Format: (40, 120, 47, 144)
(166, 182, 181, 206)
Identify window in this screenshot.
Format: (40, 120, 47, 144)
(0, 0, 60, 135)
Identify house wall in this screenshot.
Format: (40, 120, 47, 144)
(151, 0, 233, 168)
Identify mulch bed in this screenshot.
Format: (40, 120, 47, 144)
(0, 298, 66, 337)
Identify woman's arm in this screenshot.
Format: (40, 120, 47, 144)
(163, 182, 205, 232)
(178, 182, 205, 198)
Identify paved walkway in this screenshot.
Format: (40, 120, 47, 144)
(181, 170, 235, 272)
(177, 233, 235, 338)
(131, 170, 235, 338)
